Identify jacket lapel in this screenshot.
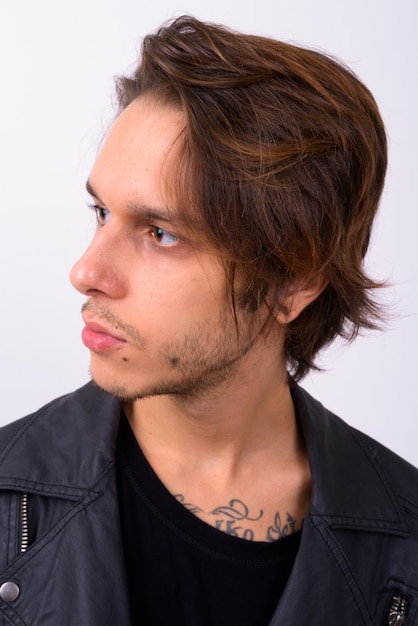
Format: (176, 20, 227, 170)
(268, 386, 412, 625)
(269, 515, 376, 625)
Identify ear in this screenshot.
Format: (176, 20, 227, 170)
(275, 274, 328, 324)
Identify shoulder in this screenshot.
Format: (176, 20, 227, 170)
(0, 381, 114, 439)
(349, 423, 418, 513)
(293, 382, 418, 474)
(0, 382, 122, 484)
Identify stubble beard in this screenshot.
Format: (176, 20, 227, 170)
(91, 310, 263, 404)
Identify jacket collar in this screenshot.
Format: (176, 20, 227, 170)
(292, 384, 409, 536)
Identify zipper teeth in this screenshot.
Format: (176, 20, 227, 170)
(20, 493, 29, 553)
(388, 594, 409, 625)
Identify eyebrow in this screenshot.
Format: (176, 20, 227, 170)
(85, 178, 178, 225)
(86, 179, 102, 202)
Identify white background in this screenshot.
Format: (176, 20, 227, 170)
(0, 0, 416, 464)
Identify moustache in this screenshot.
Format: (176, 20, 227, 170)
(81, 299, 145, 346)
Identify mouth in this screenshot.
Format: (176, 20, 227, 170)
(81, 319, 127, 352)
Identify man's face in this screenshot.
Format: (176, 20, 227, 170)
(70, 97, 269, 401)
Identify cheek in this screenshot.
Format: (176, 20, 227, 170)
(137, 262, 226, 313)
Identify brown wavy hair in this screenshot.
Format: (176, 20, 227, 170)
(116, 16, 387, 381)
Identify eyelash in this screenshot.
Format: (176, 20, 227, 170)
(87, 204, 179, 248)
(89, 204, 110, 227)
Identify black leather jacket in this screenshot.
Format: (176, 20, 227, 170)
(0, 382, 416, 625)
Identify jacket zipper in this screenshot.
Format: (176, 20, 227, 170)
(387, 593, 409, 625)
(20, 493, 29, 553)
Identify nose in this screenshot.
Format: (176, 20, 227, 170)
(70, 228, 126, 299)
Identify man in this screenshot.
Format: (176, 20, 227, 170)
(0, 15, 416, 626)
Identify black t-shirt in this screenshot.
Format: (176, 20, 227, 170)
(116, 415, 300, 626)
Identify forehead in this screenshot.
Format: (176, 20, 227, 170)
(89, 97, 185, 206)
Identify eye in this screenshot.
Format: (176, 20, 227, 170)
(152, 226, 179, 246)
(89, 204, 110, 226)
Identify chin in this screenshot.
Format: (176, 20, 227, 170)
(88, 368, 163, 402)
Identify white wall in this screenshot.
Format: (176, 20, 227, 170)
(0, 0, 416, 464)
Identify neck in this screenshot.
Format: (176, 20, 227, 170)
(123, 336, 312, 539)
(124, 338, 303, 480)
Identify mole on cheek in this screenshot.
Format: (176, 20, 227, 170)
(122, 357, 129, 362)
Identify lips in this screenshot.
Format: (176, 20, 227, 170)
(81, 321, 126, 352)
